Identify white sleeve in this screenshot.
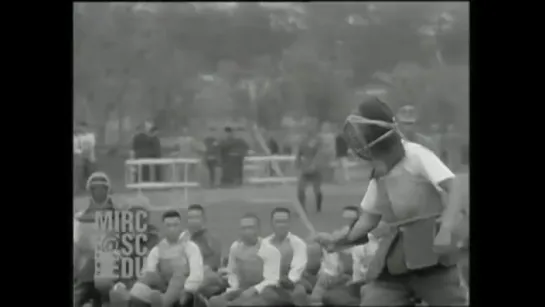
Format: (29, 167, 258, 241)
(74, 136, 82, 154)
(226, 242, 240, 291)
(89, 133, 97, 161)
(351, 247, 365, 282)
(142, 246, 159, 273)
(359, 179, 381, 215)
(288, 235, 308, 283)
(254, 243, 281, 293)
(74, 218, 81, 243)
(184, 241, 204, 292)
(415, 146, 455, 188)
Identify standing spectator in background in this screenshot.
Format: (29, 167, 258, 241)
(131, 121, 156, 182)
(267, 132, 280, 177)
(78, 122, 97, 190)
(296, 126, 326, 213)
(233, 129, 250, 186)
(203, 128, 221, 188)
(335, 128, 350, 182)
(220, 127, 236, 187)
(149, 126, 162, 182)
(220, 127, 249, 187)
(396, 105, 436, 152)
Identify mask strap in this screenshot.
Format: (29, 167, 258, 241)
(367, 129, 396, 148)
(346, 114, 397, 129)
(346, 114, 399, 149)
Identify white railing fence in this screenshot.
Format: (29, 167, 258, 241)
(125, 158, 201, 204)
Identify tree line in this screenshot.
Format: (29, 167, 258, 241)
(74, 2, 469, 143)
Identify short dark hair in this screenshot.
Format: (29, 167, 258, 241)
(343, 205, 360, 215)
(162, 210, 182, 221)
(241, 212, 260, 226)
(187, 204, 205, 216)
(271, 207, 291, 219)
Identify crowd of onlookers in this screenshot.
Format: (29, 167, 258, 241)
(74, 107, 467, 193)
(130, 122, 251, 188)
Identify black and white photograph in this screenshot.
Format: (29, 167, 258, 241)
(73, 2, 469, 306)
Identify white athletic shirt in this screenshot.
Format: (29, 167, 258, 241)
(74, 134, 83, 155)
(360, 141, 455, 216)
(75, 133, 96, 162)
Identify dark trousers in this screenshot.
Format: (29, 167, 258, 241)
(205, 159, 218, 187)
(297, 171, 323, 212)
(220, 160, 231, 186)
(360, 265, 467, 306)
(221, 156, 242, 186)
(233, 156, 244, 186)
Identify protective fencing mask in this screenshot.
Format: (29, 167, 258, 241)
(342, 113, 398, 160)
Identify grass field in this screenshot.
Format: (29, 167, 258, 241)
(73, 183, 368, 255)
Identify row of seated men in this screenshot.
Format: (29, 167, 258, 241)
(74, 191, 379, 307)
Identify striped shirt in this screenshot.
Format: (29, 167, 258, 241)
(264, 232, 308, 283)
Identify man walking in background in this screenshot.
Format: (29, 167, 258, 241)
(335, 126, 350, 183)
(296, 126, 325, 213)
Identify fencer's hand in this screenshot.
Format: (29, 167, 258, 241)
(433, 227, 453, 254)
(312, 232, 334, 246)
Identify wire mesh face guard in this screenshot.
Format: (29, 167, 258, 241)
(342, 114, 397, 160)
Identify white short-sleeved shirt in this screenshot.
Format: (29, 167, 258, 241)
(74, 134, 83, 155)
(78, 133, 96, 161)
(360, 141, 455, 216)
